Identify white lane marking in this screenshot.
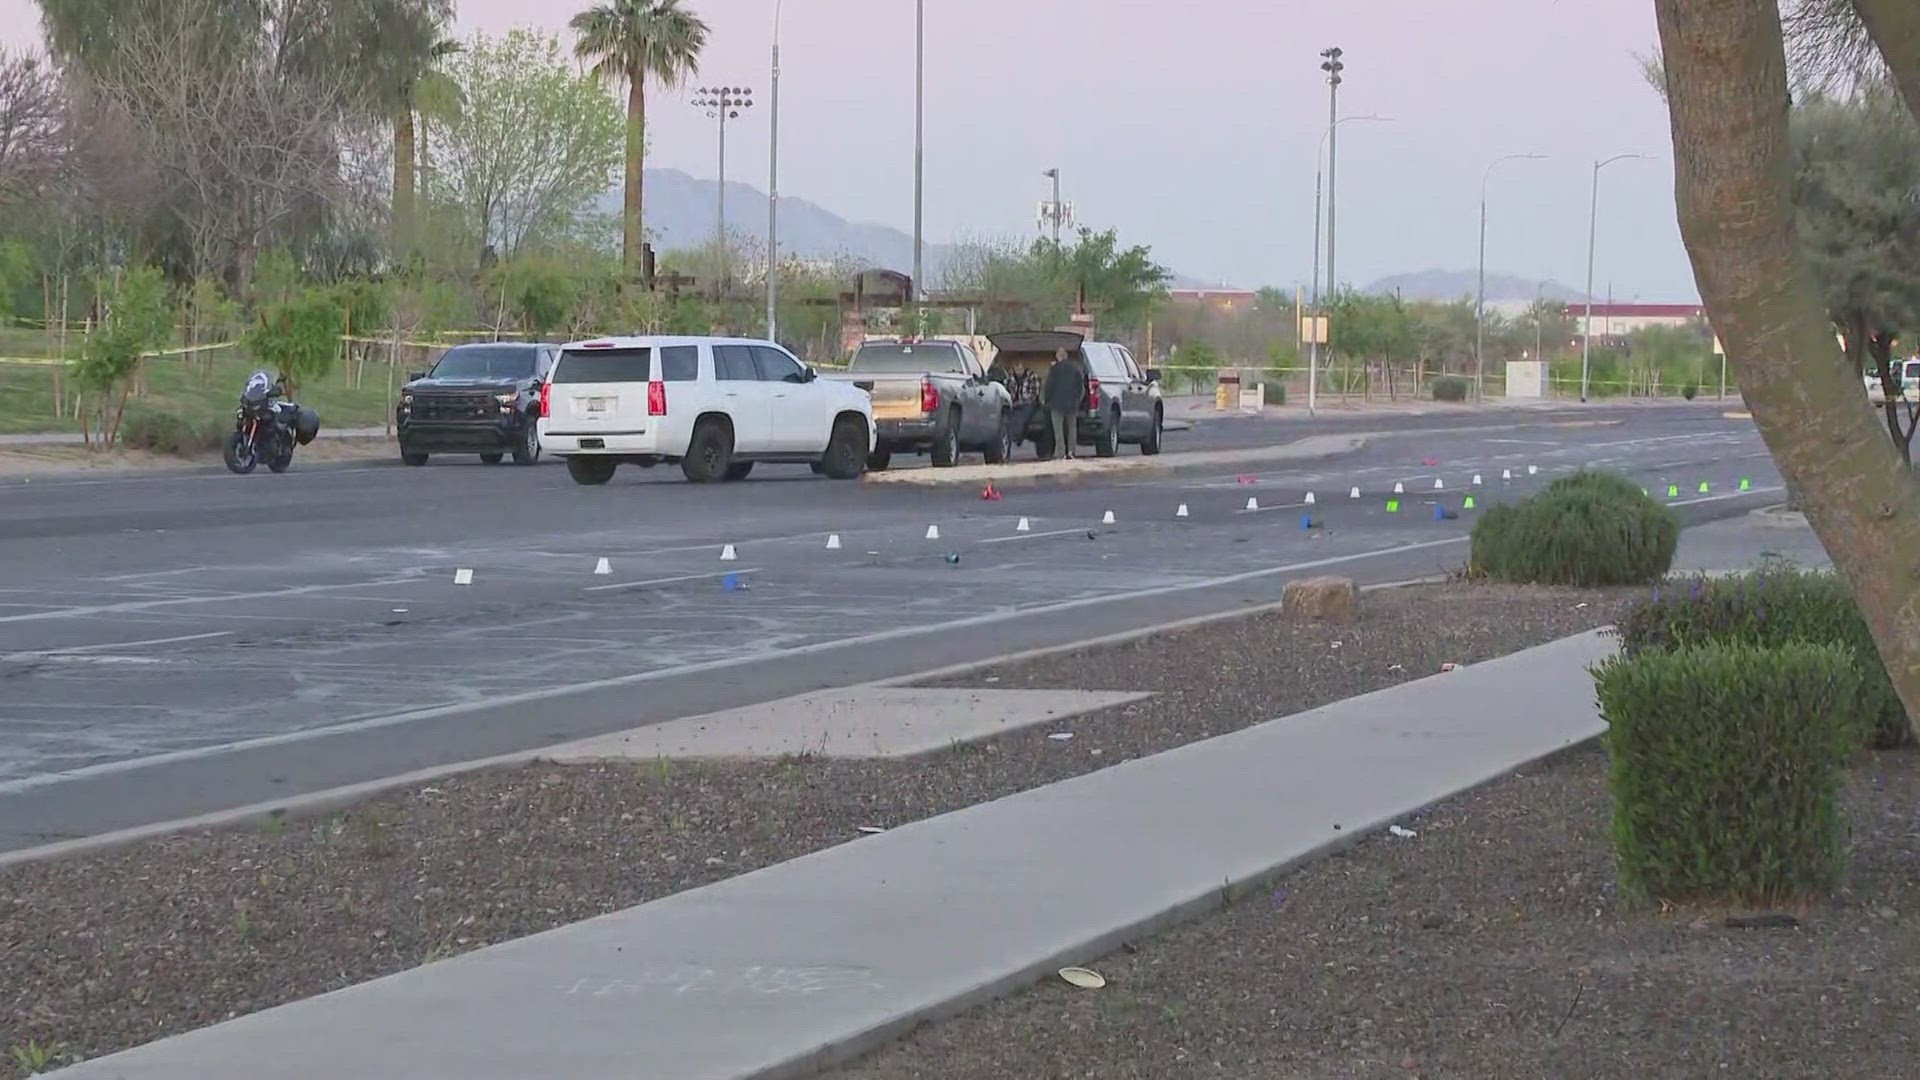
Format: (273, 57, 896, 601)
(96, 566, 215, 583)
(0, 575, 424, 625)
(582, 569, 759, 593)
(2, 631, 232, 660)
(0, 536, 1472, 795)
(979, 527, 1087, 544)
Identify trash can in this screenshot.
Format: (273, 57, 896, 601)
(1214, 369, 1241, 411)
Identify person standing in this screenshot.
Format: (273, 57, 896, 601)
(1041, 346, 1089, 460)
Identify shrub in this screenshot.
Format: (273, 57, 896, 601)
(1430, 375, 1469, 402)
(1681, 383, 1699, 401)
(121, 409, 222, 455)
(1595, 640, 1860, 903)
(1617, 566, 1911, 748)
(1261, 379, 1287, 406)
(1469, 471, 1679, 587)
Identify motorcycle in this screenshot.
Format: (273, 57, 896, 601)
(224, 370, 319, 475)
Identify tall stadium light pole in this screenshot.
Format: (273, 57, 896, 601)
(1581, 153, 1651, 401)
(1310, 47, 1343, 417)
(692, 86, 754, 295)
(1043, 167, 1063, 248)
(1309, 113, 1388, 416)
(1475, 152, 1545, 402)
(767, 0, 785, 341)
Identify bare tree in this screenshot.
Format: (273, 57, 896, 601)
(63, 0, 348, 292)
(0, 49, 65, 203)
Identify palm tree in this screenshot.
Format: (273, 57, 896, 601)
(347, 0, 459, 254)
(570, 0, 710, 280)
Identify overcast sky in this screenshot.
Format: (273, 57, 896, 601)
(0, 0, 1696, 299)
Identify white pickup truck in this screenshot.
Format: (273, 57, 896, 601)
(1867, 358, 1920, 406)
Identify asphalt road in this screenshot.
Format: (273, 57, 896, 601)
(0, 402, 1783, 852)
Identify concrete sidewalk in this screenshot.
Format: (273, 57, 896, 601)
(52, 628, 1613, 1080)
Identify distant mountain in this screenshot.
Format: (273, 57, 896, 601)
(1363, 270, 1587, 304)
(599, 169, 970, 280)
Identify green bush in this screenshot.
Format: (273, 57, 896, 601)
(1595, 640, 1860, 903)
(1681, 383, 1699, 401)
(1430, 375, 1469, 402)
(121, 408, 222, 455)
(1617, 566, 1911, 748)
(1260, 379, 1287, 406)
(1469, 471, 1679, 587)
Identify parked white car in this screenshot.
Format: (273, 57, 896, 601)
(538, 336, 876, 485)
(1867, 359, 1920, 406)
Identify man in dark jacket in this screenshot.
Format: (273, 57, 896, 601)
(1041, 347, 1089, 460)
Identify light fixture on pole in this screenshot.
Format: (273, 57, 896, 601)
(691, 85, 754, 295)
(1042, 167, 1065, 248)
(1308, 112, 1388, 417)
(767, 0, 786, 342)
(1474, 152, 1546, 402)
(1580, 153, 1650, 402)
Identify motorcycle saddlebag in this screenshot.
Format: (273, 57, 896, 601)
(294, 406, 320, 446)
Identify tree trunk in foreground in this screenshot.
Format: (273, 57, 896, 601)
(622, 74, 647, 281)
(1656, 0, 1920, 741)
(1852, 0, 1920, 121)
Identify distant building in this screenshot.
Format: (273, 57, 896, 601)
(1563, 302, 1706, 337)
(1169, 286, 1260, 312)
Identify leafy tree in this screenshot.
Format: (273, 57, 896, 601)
(70, 264, 172, 447)
(246, 290, 345, 393)
(1045, 226, 1169, 329)
(342, 0, 459, 252)
(432, 30, 625, 261)
(570, 0, 709, 279)
(485, 254, 583, 338)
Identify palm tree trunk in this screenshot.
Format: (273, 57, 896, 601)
(394, 104, 417, 255)
(624, 72, 647, 283)
(1656, 0, 1920, 741)
(416, 110, 430, 198)
(1852, 0, 1920, 120)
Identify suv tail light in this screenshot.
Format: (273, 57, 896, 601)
(920, 376, 939, 415)
(648, 379, 667, 416)
(1087, 378, 1102, 411)
(538, 381, 551, 418)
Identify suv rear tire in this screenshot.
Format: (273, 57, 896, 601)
(479, 453, 504, 465)
(821, 417, 869, 480)
(682, 419, 734, 483)
(866, 449, 892, 472)
(723, 462, 754, 481)
(566, 456, 617, 486)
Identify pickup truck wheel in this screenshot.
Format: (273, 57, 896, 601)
(479, 453, 504, 465)
(511, 423, 541, 465)
(866, 449, 892, 472)
(723, 462, 754, 481)
(930, 410, 961, 468)
(982, 411, 1011, 464)
(1094, 413, 1121, 458)
(1140, 408, 1163, 456)
(566, 456, 617, 486)
(682, 419, 733, 483)
(822, 417, 868, 480)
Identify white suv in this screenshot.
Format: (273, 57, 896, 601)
(538, 336, 876, 485)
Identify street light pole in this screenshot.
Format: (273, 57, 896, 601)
(1474, 152, 1545, 402)
(1044, 167, 1062, 248)
(1308, 113, 1387, 417)
(767, 0, 784, 342)
(1580, 153, 1650, 401)
(692, 86, 754, 295)
(911, 0, 924, 305)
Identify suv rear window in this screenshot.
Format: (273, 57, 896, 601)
(553, 347, 651, 383)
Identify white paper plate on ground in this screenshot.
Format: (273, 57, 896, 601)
(1058, 966, 1106, 989)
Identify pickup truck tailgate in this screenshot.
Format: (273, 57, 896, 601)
(839, 375, 926, 421)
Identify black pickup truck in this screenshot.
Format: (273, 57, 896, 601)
(396, 342, 557, 466)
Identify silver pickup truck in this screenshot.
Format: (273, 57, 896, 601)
(822, 339, 1013, 470)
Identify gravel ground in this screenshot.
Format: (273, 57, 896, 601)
(0, 581, 1626, 1076)
(828, 748, 1920, 1080)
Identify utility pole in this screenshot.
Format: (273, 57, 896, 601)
(1581, 153, 1650, 401)
(767, 0, 785, 342)
(911, 0, 924, 305)
(1312, 46, 1343, 417)
(692, 86, 754, 296)
(1474, 152, 1545, 402)
(1044, 167, 1063, 248)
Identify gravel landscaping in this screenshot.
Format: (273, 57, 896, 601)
(0, 581, 1626, 1076)
(828, 747, 1920, 1080)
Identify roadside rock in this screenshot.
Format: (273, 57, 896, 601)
(1284, 576, 1359, 621)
